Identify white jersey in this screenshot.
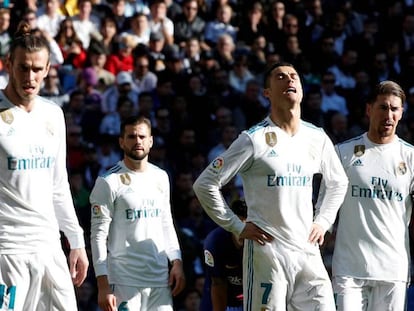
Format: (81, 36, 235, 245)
(0, 91, 85, 253)
(90, 161, 182, 287)
(194, 117, 348, 253)
(332, 133, 414, 282)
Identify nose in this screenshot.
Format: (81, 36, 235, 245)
(27, 69, 37, 81)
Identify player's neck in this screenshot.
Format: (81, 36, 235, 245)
(3, 86, 34, 112)
(124, 157, 147, 172)
(367, 131, 396, 145)
(270, 109, 300, 136)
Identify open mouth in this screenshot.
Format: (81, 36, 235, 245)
(23, 85, 36, 93)
(285, 87, 296, 94)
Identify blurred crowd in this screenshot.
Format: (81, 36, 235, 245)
(2, 0, 414, 309)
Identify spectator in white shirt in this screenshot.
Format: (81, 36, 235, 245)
(72, 0, 101, 49)
(36, 0, 66, 38)
(148, 0, 175, 46)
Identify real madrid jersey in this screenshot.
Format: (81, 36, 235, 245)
(90, 161, 182, 287)
(194, 116, 348, 253)
(332, 133, 414, 282)
(0, 91, 85, 253)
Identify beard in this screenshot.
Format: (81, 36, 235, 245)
(124, 148, 148, 161)
(11, 76, 38, 102)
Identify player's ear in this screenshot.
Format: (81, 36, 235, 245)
(44, 63, 51, 79)
(263, 87, 270, 99)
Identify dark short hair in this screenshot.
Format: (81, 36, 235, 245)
(263, 62, 295, 88)
(120, 115, 152, 137)
(9, 21, 50, 62)
(367, 80, 406, 105)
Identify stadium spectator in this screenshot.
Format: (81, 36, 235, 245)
(301, 85, 325, 128)
(320, 71, 349, 116)
(327, 47, 358, 95)
(101, 71, 140, 114)
(121, 12, 151, 46)
(237, 1, 266, 47)
(99, 95, 135, 136)
(104, 33, 136, 75)
(368, 49, 400, 88)
(22, 8, 38, 30)
(148, 0, 175, 46)
(174, 0, 207, 49)
(152, 106, 173, 144)
(204, 3, 237, 49)
(178, 288, 202, 311)
(132, 52, 158, 92)
(0, 8, 11, 58)
(148, 31, 167, 72)
(137, 91, 156, 123)
(213, 33, 236, 71)
(40, 65, 69, 107)
(181, 37, 202, 72)
(228, 53, 255, 94)
(36, 0, 66, 38)
(238, 79, 269, 128)
(72, 0, 100, 49)
(265, 0, 286, 49)
(55, 18, 87, 69)
(86, 40, 115, 92)
(98, 15, 119, 55)
(108, 0, 129, 31)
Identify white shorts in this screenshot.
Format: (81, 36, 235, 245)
(333, 276, 408, 311)
(0, 250, 77, 311)
(112, 284, 173, 310)
(243, 239, 335, 311)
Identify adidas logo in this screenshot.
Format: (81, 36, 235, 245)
(124, 187, 134, 193)
(352, 159, 363, 166)
(268, 149, 278, 157)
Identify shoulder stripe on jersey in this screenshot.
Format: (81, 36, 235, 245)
(398, 138, 414, 149)
(101, 164, 122, 177)
(246, 119, 269, 134)
(336, 134, 363, 147)
(301, 120, 322, 130)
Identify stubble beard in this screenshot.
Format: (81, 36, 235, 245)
(125, 149, 147, 161)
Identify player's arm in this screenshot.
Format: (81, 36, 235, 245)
(211, 276, 228, 311)
(193, 134, 253, 236)
(313, 137, 348, 243)
(90, 177, 116, 307)
(96, 275, 117, 311)
(52, 110, 89, 285)
(169, 259, 186, 296)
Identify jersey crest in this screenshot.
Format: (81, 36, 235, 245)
(265, 132, 277, 147)
(396, 162, 407, 175)
(211, 157, 224, 170)
(92, 205, 102, 216)
(45, 121, 55, 136)
(0, 109, 13, 124)
(354, 145, 365, 157)
(120, 173, 131, 185)
(204, 250, 215, 267)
